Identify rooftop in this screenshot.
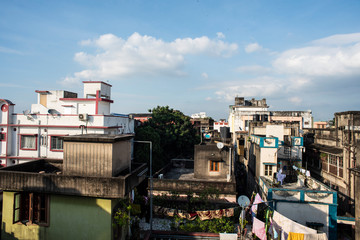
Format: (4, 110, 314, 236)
(0, 159, 147, 198)
(63, 133, 134, 143)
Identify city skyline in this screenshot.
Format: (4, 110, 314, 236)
(1, 1, 360, 121)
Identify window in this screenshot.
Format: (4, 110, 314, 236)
(20, 135, 37, 150)
(13, 192, 49, 226)
(0, 132, 6, 141)
(210, 161, 219, 172)
(264, 165, 273, 176)
(50, 136, 63, 151)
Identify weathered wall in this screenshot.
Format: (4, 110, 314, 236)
(194, 144, 230, 179)
(1, 191, 115, 240)
(64, 141, 114, 177)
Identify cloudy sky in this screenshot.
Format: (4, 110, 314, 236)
(1, 1, 360, 121)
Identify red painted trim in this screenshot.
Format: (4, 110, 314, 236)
(0, 156, 61, 160)
(60, 98, 95, 101)
(82, 81, 112, 87)
(4, 124, 122, 129)
(35, 90, 50, 94)
(19, 134, 38, 151)
(12, 113, 128, 118)
(59, 98, 114, 103)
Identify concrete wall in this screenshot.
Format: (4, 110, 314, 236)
(276, 202, 329, 236)
(1, 191, 116, 240)
(194, 144, 230, 179)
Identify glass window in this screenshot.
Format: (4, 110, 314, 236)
(210, 161, 219, 172)
(264, 165, 273, 176)
(50, 136, 63, 151)
(20, 135, 37, 150)
(13, 192, 49, 226)
(0, 132, 6, 141)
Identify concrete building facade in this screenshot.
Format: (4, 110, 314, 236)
(0, 81, 134, 167)
(304, 111, 360, 218)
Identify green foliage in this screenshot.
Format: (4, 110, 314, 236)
(113, 205, 131, 227)
(135, 106, 200, 171)
(171, 216, 235, 233)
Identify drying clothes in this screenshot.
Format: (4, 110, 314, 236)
(251, 193, 263, 214)
(303, 233, 328, 240)
(269, 225, 279, 239)
(223, 207, 235, 218)
(197, 210, 212, 220)
(252, 217, 267, 240)
(271, 218, 282, 240)
(164, 207, 176, 217)
(256, 202, 269, 222)
(287, 232, 304, 240)
(305, 171, 311, 177)
(272, 211, 317, 240)
(177, 210, 197, 220)
(277, 169, 286, 185)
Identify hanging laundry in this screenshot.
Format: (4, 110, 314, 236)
(251, 193, 263, 214)
(252, 217, 267, 240)
(287, 232, 304, 240)
(303, 233, 328, 240)
(277, 169, 286, 185)
(197, 210, 212, 220)
(256, 202, 269, 222)
(271, 218, 282, 240)
(305, 171, 311, 177)
(272, 211, 317, 240)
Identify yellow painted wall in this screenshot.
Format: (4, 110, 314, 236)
(1, 192, 117, 240)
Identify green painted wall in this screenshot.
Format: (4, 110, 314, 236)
(1, 191, 119, 240)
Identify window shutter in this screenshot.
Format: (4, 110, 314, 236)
(13, 193, 21, 224)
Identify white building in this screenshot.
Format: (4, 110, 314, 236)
(228, 97, 313, 140)
(244, 122, 337, 239)
(213, 120, 229, 132)
(228, 97, 269, 133)
(0, 81, 134, 167)
(190, 112, 208, 119)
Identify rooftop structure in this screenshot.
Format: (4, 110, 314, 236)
(151, 142, 237, 203)
(0, 133, 147, 239)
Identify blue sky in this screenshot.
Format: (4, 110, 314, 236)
(1, 0, 360, 121)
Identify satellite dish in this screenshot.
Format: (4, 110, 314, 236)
(217, 142, 224, 149)
(237, 195, 250, 208)
(23, 110, 30, 116)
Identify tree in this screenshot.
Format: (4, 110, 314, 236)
(134, 106, 200, 171)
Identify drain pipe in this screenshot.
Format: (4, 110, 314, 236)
(228, 147, 232, 182)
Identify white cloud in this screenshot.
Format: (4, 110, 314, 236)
(62, 33, 238, 85)
(311, 33, 360, 46)
(245, 42, 262, 53)
(205, 97, 212, 101)
(217, 32, 225, 39)
(273, 34, 360, 77)
(215, 77, 284, 101)
(201, 72, 208, 79)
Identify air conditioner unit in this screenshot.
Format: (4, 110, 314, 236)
(79, 113, 89, 121)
